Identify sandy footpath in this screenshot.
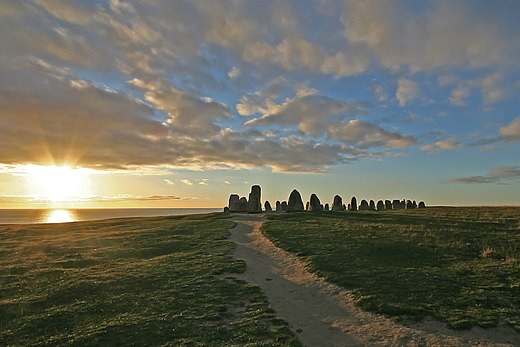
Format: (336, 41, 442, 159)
(229, 214, 519, 347)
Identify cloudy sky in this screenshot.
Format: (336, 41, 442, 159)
(1, 0, 519, 208)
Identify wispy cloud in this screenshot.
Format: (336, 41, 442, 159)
(451, 166, 520, 184)
(181, 179, 193, 186)
(421, 139, 462, 153)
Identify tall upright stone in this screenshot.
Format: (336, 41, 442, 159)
(306, 201, 310, 211)
(392, 199, 401, 209)
(350, 197, 358, 211)
(412, 201, 418, 209)
(238, 197, 248, 212)
(264, 201, 272, 212)
(332, 195, 344, 211)
(287, 189, 305, 212)
(385, 200, 392, 210)
(377, 200, 384, 211)
(418, 201, 426, 209)
(309, 194, 322, 211)
(228, 194, 240, 212)
(359, 199, 369, 210)
(369, 200, 376, 210)
(406, 200, 413, 209)
(281, 201, 288, 211)
(324, 203, 329, 211)
(276, 201, 281, 211)
(248, 185, 262, 213)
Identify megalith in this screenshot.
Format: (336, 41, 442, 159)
(228, 194, 240, 212)
(287, 189, 305, 212)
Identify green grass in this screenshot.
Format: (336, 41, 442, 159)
(0, 213, 299, 346)
(263, 207, 520, 331)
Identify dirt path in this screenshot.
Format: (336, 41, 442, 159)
(229, 214, 519, 347)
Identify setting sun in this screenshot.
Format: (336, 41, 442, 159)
(23, 165, 92, 202)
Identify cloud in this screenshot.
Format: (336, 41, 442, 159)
(451, 166, 520, 184)
(449, 85, 470, 106)
(328, 120, 417, 148)
(245, 94, 369, 136)
(499, 116, 520, 142)
(421, 139, 463, 153)
(396, 78, 419, 106)
(373, 84, 388, 102)
(163, 179, 175, 185)
(181, 179, 193, 186)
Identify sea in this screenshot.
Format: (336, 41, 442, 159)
(0, 208, 221, 225)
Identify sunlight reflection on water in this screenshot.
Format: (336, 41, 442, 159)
(44, 209, 76, 223)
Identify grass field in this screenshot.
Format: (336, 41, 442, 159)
(0, 213, 299, 346)
(263, 207, 520, 331)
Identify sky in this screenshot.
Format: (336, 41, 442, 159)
(1, 0, 520, 208)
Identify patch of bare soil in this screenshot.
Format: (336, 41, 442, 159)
(229, 214, 519, 347)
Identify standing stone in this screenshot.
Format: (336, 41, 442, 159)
(406, 200, 414, 209)
(418, 201, 426, 209)
(324, 203, 330, 211)
(223, 206, 230, 214)
(332, 195, 343, 211)
(309, 194, 322, 211)
(392, 199, 401, 209)
(412, 201, 418, 209)
(248, 185, 262, 213)
(281, 201, 288, 211)
(401, 199, 406, 208)
(276, 201, 281, 211)
(359, 199, 369, 210)
(264, 201, 272, 212)
(287, 189, 305, 212)
(369, 200, 376, 210)
(228, 194, 240, 212)
(377, 200, 384, 211)
(350, 197, 358, 211)
(385, 200, 392, 210)
(306, 201, 310, 211)
(238, 197, 248, 212)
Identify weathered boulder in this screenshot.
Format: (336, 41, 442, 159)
(324, 203, 330, 211)
(332, 195, 343, 211)
(228, 194, 240, 212)
(281, 201, 288, 211)
(287, 189, 305, 212)
(238, 197, 248, 212)
(276, 201, 281, 211)
(264, 201, 272, 212)
(392, 199, 401, 209)
(309, 194, 322, 211)
(385, 200, 392, 210)
(369, 200, 376, 210)
(418, 201, 426, 209)
(406, 200, 413, 209)
(359, 199, 369, 210)
(350, 197, 358, 211)
(223, 206, 230, 214)
(248, 185, 262, 213)
(377, 200, 384, 211)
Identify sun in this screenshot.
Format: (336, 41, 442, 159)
(24, 165, 92, 202)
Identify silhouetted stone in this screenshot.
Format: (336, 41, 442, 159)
(332, 195, 343, 211)
(347, 203, 351, 210)
(350, 197, 358, 211)
(248, 185, 262, 213)
(281, 201, 288, 211)
(418, 201, 426, 209)
(385, 200, 392, 210)
(401, 199, 406, 208)
(238, 197, 248, 212)
(324, 203, 330, 211)
(406, 200, 414, 209)
(223, 206, 230, 214)
(306, 201, 310, 211)
(287, 189, 305, 212)
(359, 199, 369, 210)
(413, 201, 418, 209)
(276, 201, 281, 211)
(264, 201, 272, 212)
(309, 194, 322, 211)
(377, 200, 384, 211)
(228, 194, 240, 212)
(369, 200, 376, 210)
(392, 200, 401, 209)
